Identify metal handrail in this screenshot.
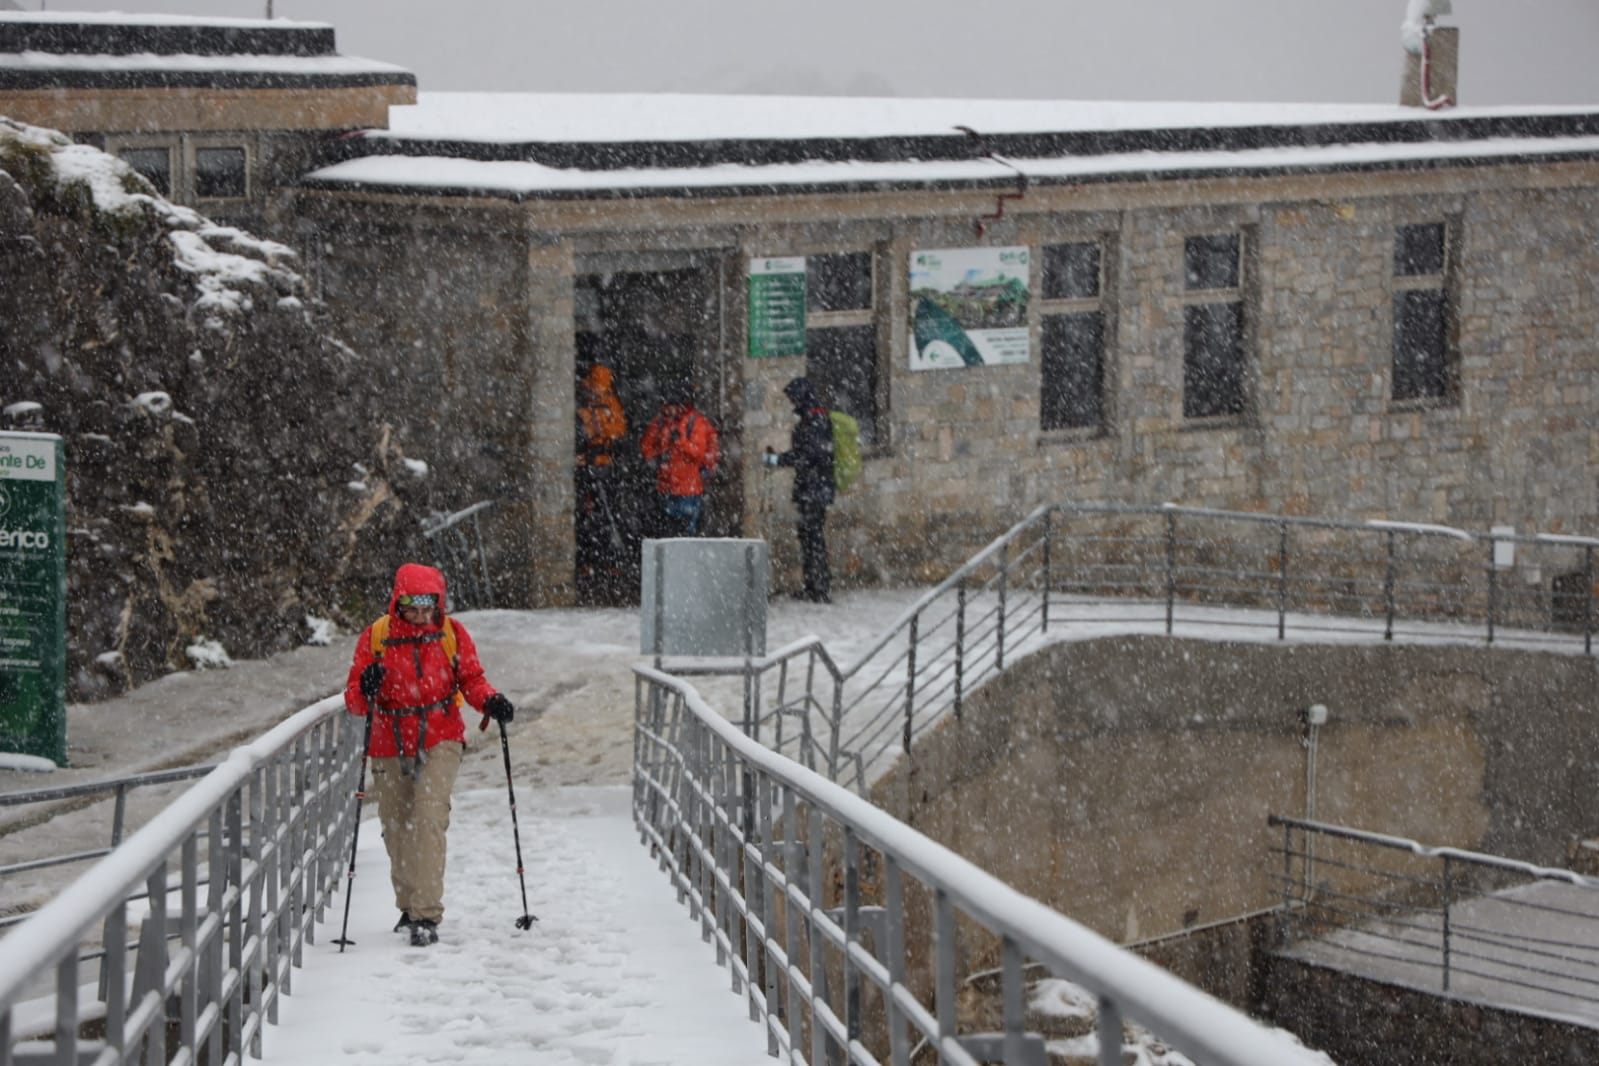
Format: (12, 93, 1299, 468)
(679, 502, 1599, 792)
(0, 695, 359, 1065)
(633, 665, 1329, 1066)
(0, 765, 220, 893)
(1271, 815, 1599, 1005)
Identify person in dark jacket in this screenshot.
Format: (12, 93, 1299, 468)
(345, 563, 514, 947)
(764, 376, 835, 603)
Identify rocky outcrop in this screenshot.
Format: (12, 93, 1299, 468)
(0, 118, 430, 699)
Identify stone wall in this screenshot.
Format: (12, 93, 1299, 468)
(302, 159, 1599, 604)
(871, 636, 1599, 945)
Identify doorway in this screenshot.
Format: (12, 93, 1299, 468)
(574, 265, 737, 605)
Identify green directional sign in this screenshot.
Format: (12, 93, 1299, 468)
(747, 256, 807, 357)
(0, 432, 66, 766)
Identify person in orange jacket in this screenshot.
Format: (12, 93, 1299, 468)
(575, 364, 628, 593)
(640, 380, 719, 537)
(344, 562, 514, 947)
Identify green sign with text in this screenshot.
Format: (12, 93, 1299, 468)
(0, 432, 66, 766)
(747, 256, 807, 357)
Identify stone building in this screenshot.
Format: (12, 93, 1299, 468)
(0, 11, 413, 236)
(5, 10, 1598, 607)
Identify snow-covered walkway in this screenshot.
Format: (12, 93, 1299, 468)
(260, 785, 771, 1066)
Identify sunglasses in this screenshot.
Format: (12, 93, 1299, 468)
(397, 593, 438, 609)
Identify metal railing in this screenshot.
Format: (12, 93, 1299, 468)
(668, 503, 1599, 791)
(422, 499, 495, 610)
(1270, 816, 1599, 1015)
(1, 764, 219, 933)
(632, 665, 1329, 1066)
(0, 696, 359, 1066)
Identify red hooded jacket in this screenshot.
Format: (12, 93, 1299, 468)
(640, 403, 719, 497)
(344, 563, 498, 758)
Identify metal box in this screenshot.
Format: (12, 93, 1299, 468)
(640, 538, 768, 657)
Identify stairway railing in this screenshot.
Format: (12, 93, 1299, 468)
(633, 664, 1331, 1066)
(0, 696, 358, 1066)
(665, 503, 1599, 791)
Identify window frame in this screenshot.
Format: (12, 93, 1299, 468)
(802, 247, 886, 451)
(1389, 218, 1459, 407)
(190, 141, 251, 203)
(115, 144, 176, 197)
(1037, 236, 1111, 435)
(1178, 229, 1254, 423)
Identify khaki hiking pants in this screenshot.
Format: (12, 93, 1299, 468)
(369, 740, 463, 925)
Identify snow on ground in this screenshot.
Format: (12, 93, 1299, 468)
(260, 786, 772, 1066)
(4, 587, 1595, 1060)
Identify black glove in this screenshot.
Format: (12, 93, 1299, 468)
(484, 693, 514, 724)
(359, 662, 385, 702)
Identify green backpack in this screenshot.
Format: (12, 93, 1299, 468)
(828, 410, 862, 493)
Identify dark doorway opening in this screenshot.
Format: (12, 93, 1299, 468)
(574, 266, 735, 605)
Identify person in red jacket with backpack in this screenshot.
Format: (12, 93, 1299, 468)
(640, 380, 719, 537)
(344, 562, 514, 946)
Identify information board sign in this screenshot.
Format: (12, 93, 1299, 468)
(0, 432, 66, 766)
(747, 256, 807, 357)
(908, 246, 1032, 370)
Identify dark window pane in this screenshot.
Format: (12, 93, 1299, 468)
(1184, 234, 1240, 290)
(1183, 302, 1246, 418)
(119, 147, 171, 196)
(807, 252, 873, 312)
(1042, 242, 1101, 300)
(195, 147, 247, 198)
(806, 325, 878, 444)
(1393, 289, 1448, 400)
(1041, 312, 1104, 430)
(1395, 223, 1446, 277)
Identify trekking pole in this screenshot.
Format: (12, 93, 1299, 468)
(483, 713, 538, 929)
(334, 708, 376, 950)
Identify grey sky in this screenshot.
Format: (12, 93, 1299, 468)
(37, 1, 1599, 106)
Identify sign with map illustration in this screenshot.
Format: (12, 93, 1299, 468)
(907, 246, 1031, 371)
(0, 432, 66, 766)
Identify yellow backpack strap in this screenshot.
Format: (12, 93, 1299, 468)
(369, 614, 391, 658)
(441, 617, 458, 662)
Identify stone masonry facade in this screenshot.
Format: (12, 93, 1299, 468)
(302, 157, 1599, 605)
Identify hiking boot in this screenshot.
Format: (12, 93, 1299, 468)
(393, 911, 414, 933)
(409, 920, 438, 947)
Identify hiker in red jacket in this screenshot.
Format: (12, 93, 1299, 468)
(640, 380, 719, 537)
(344, 562, 514, 946)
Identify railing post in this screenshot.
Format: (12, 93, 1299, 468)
(1096, 994, 1124, 1066)
(1441, 854, 1453, 993)
(885, 859, 910, 1066)
(1586, 545, 1594, 657)
(997, 541, 1008, 671)
(1383, 529, 1398, 641)
(955, 584, 966, 721)
(843, 829, 862, 1048)
(903, 614, 918, 755)
(1042, 508, 1053, 634)
(1277, 520, 1288, 641)
(1485, 538, 1497, 646)
(1164, 511, 1178, 635)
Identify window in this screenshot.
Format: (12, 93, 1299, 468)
(1039, 241, 1106, 431)
(1392, 222, 1453, 402)
(1182, 233, 1247, 419)
(805, 252, 880, 445)
(195, 147, 247, 199)
(806, 252, 872, 312)
(118, 147, 172, 196)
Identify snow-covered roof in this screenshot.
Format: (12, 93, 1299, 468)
(0, 11, 412, 90)
(375, 92, 1599, 145)
(302, 91, 1599, 201)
